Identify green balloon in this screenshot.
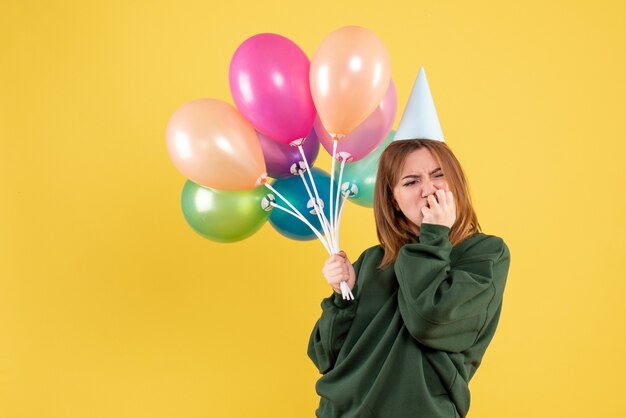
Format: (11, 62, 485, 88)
(337, 130, 395, 208)
(181, 180, 270, 243)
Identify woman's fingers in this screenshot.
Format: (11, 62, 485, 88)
(326, 254, 347, 264)
(429, 190, 454, 211)
(322, 265, 350, 281)
(322, 252, 353, 294)
(324, 253, 351, 270)
(435, 189, 447, 206)
(324, 255, 344, 268)
(327, 266, 348, 276)
(324, 260, 346, 273)
(422, 189, 456, 228)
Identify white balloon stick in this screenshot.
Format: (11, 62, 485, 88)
(264, 182, 316, 237)
(329, 138, 352, 300)
(334, 158, 346, 239)
(279, 145, 352, 300)
(340, 281, 354, 300)
(297, 145, 337, 253)
(335, 192, 348, 249)
(297, 171, 334, 251)
(269, 202, 331, 255)
(329, 139, 338, 250)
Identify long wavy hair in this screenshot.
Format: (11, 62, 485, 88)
(373, 139, 481, 269)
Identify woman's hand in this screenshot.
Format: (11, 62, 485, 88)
(322, 251, 356, 294)
(421, 189, 456, 228)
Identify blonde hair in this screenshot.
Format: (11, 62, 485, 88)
(373, 139, 481, 269)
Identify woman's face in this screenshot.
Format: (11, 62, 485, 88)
(392, 147, 450, 234)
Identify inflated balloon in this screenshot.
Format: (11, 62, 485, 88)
(229, 33, 316, 144)
(269, 168, 336, 241)
(259, 128, 320, 179)
(181, 180, 270, 243)
(316, 80, 396, 162)
(337, 130, 395, 207)
(310, 26, 391, 136)
(166, 98, 266, 190)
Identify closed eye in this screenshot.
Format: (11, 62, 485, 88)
(403, 173, 443, 186)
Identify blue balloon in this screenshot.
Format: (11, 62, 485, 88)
(269, 168, 337, 241)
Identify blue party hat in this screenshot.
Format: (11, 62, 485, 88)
(393, 67, 444, 142)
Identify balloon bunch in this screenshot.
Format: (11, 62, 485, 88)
(166, 26, 395, 299)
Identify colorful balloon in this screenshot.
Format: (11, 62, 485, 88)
(337, 130, 395, 207)
(229, 33, 316, 144)
(181, 180, 270, 243)
(259, 128, 320, 179)
(310, 26, 391, 136)
(269, 168, 336, 241)
(316, 80, 396, 162)
(166, 98, 266, 190)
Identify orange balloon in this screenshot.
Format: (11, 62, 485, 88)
(166, 98, 266, 190)
(310, 26, 391, 136)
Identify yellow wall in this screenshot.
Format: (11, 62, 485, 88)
(1, 1, 625, 417)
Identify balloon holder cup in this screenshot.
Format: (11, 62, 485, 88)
(336, 151, 353, 163)
(290, 161, 307, 176)
(341, 182, 358, 198)
(306, 197, 325, 215)
(289, 138, 306, 147)
(256, 173, 268, 186)
(261, 194, 276, 211)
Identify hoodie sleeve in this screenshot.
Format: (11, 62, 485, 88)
(307, 251, 366, 374)
(395, 223, 510, 353)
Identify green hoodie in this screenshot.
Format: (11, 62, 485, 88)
(308, 223, 511, 418)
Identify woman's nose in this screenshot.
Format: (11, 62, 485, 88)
(421, 180, 435, 198)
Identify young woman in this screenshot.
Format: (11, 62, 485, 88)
(308, 138, 511, 418)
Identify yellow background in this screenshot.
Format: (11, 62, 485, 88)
(1, 0, 625, 417)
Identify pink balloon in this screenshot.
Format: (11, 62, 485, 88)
(316, 80, 397, 162)
(229, 33, 316, 144)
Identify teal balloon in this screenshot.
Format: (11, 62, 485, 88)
(269, 168, 336, 241)
(337, 130, 395, 207)
(181, 180, 270, 243)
